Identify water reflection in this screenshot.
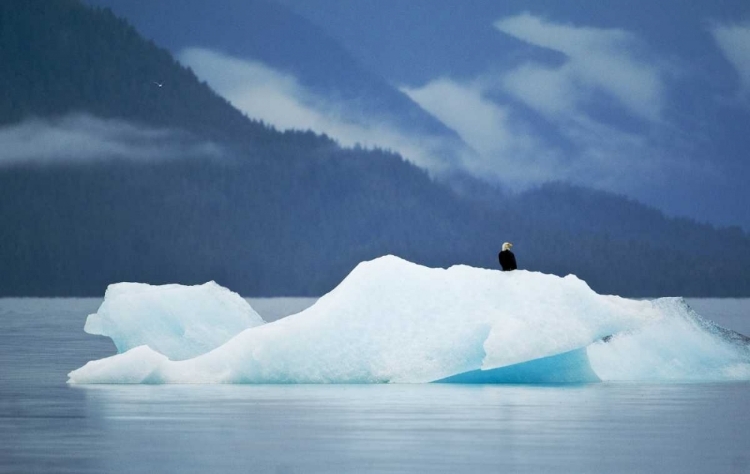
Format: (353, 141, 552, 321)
(64, 383, 750, 474)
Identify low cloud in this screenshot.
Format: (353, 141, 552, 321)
(177, 47, 460, 174)
(175, 33, 708, 199)
(402, 77, 698, 193)
(495, 13, 665, 123)
(402, 79, 559, 187)
(0, 114, 222, 166)
(710, 21, 750, 100)
(403, 14, 713, 195)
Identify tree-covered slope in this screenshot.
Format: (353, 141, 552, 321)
(0, 0, 277, 145)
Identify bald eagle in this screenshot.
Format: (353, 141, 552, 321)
(498, 242, 517, 271)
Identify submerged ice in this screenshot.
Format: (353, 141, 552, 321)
(68, 256, 750, 384)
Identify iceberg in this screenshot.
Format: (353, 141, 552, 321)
(68, 256, 750, 384)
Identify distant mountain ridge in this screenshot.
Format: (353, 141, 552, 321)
(1, 0, 750, 297)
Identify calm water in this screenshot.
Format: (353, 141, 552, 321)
(1, 297, 750, 473)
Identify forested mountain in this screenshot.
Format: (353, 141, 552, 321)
(1, 0, 750, 297)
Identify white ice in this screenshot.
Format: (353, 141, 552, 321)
(588, 298, 750, 381)
(69, 256, 750, 384)
(83, 281, 265, 360)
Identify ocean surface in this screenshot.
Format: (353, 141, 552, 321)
(1, 297, 749, 473)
